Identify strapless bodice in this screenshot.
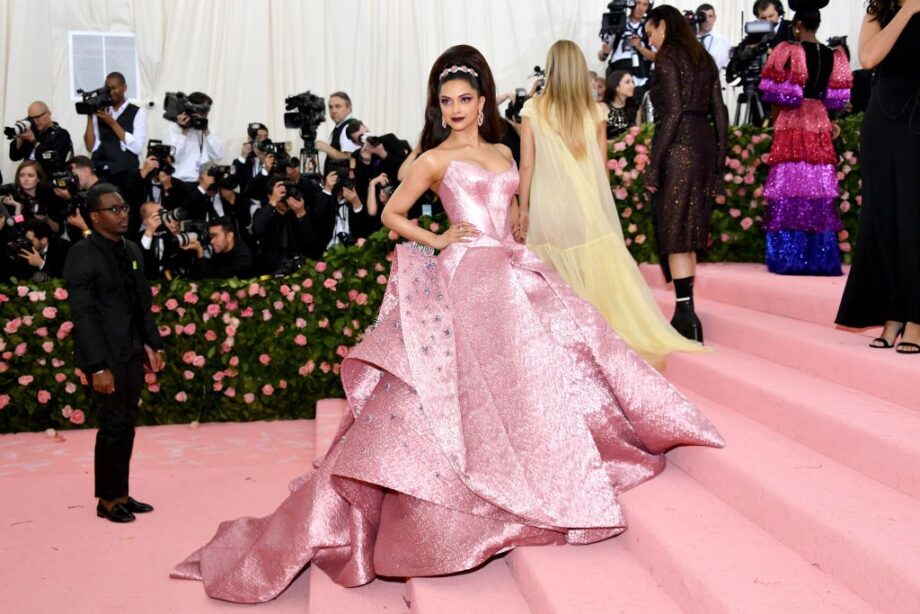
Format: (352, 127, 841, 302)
(438, 159, 519, 245)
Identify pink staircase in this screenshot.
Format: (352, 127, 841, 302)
(302, 263, 918, 613)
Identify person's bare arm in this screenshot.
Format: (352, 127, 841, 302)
(859, 1, 920, 69)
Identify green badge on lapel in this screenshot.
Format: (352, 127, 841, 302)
(132, 260, 138, 271)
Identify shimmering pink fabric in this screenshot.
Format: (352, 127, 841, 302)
(171, 160, 724, 603)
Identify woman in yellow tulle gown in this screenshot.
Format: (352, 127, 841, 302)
(517, 40, 705, 370)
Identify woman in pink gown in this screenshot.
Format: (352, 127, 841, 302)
(172, 44, 724, 603)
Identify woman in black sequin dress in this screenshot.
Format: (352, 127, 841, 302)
(644, 5, 729, 342)
(836, 0, 920, 354)
(604, 70, 639, 139)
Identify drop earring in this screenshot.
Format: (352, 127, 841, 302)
(442, 117, 447, 129)
(478, 111, 484, 127)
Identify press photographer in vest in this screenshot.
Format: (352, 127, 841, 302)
(316, 91, 359, 172)
(83, 72, 148, 189)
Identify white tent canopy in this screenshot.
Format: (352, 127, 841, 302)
(0, 0, 865, 180)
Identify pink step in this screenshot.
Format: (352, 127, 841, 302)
(651, 289, 917, 411)
(619, 466, 876, 614)
(666, 344, 920, 501)
(672, 392, 920, 613)
(313, 398, 349, 459)
(506, 539, 683, 614)
(308, 568, 407, 613)
(405, 558, 531, 613)
(640, 263, 850, 326)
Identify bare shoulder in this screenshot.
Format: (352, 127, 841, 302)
(411, 149, 448, 179)
(493, 143, 514, 165)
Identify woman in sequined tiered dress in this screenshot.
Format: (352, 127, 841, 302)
(645, 6, 728, 342)
(758, 0, 853, 275)
(171, 45, 723, 604)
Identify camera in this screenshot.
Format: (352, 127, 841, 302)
(331, 159, 356, 192)
(274, 253, 308, 277)
(282, 179, 303, 202)
(51, 171, 79, 195)
(375, 183, 396, 203)
(0, 183, 20, 199)
(261, 140, 297, 169)
(75, 86, 112, 115)
(726, 20, 775, 86)
(684, 9, 706, 28)
(147, 140, 176, 175)
(207, 165, 239, 190)
(3, 119, 32, 140)
(174, 221, 209, 249)
(336, 231, 356, 247)
(163, 92, 211, 130)
(284, 91, 325, 152)
(161, 207, 188, 225)
(600, 0, 635, 40)
(359, 133, 382, 147)
(7, 233, 32, 255)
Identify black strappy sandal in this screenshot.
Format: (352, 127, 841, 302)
(895, 341, 920, 355)
(870, 325, 904, 349)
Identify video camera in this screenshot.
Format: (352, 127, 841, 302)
(3, 118, 32, 140)
(684, 8, 707, 30)
(163, 92, 211, 130)
(147, 140, 176, 175)
(600, 0, 636, 39)
(75, 86, 112, 115)
(284, 91, 325, 153)
(207, 165, 239, 190)
(726, 20, 775, 86)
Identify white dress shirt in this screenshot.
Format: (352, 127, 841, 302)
(90, 100, 147, 156)
(166, 122, 225, 182)
(699, 31, 731, 70)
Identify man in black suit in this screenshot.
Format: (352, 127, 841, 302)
(183, 216, 254, 279)
(8, 101, 74, 176)
(63, 183, 165, 523)
(18, 218, 71, 279)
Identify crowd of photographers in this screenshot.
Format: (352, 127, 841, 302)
(1, 78, 417, 284)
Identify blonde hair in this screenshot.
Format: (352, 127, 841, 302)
(536, 40, 596, 159)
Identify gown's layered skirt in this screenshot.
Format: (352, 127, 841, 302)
(172, 240, 723, 603)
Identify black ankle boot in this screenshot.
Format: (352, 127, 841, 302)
(670, 299, 704, 343)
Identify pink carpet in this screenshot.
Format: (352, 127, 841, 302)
(3, 263, 917, 613)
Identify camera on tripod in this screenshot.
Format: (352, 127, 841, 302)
(284, 91, 326, 153)
(75, 86, 112, 115)
(163, 92, 211, 130)
(147, 140, 176, 176)
(3, 118, 32, 140)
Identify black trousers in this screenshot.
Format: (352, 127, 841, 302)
(91, 358, 144, 500)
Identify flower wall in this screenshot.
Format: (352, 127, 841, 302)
(0, 116, 863, 433)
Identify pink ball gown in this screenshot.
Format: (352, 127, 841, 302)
(171, 159, 724, 603)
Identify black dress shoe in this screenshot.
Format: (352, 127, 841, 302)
(124, 496, 154, 513)
(670, 301, 704, 343)
(97, 502, 136, 523)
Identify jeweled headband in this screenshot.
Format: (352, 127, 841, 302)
(439, 65, 479, 81)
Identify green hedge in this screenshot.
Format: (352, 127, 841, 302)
(0, 116, 863, 433)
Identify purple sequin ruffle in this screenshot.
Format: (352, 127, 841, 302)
(764, 162, 840, 201)
(762, 195, 843, 232)
(759, 79, 804, 107)
(823, 88, 850, 112)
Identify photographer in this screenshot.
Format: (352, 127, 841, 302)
(345, 120, 410, 208)
(252, 175, 323, 274)
(16, 218, 71, 279)
(598, 0, 655, 84)
(137, 201, 193, 280)
(8, 101, 74, 176)
(0, 203, 24, 282)
(1, 160, 64, 235)
(234, 123, 269, 192)
(745, 0, 794, 49)
(181, 216, 254, 279)
(49, 155, 98, 241)
(697, 4, 731, 70)
(165, 92, 224, 185)
(84, 72, 148, 188)
(188, 162, 239, 223)
(312, 165, 374, 249)
(316, 91, 359, 171)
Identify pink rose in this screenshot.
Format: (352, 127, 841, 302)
(212, 371, 225, 382)
(342, 326, 353, 337)
(212, 381, 223, 392)
(175, 391, 188, 402)
(144, 372, 157, 385)
(715, 195, 726, 205)
(184, 323, 197, 335)
(18, 375, 34, 386)
(69, 409, 85, 425)
(298, 360, 315, 376)
(184, 370, 195, 380)
(839, 242, 852, 253)
(182, 351, 196, 364)
(323, 278, 337, 290)
(4, 319, 21, 334)
(65, 382, 76, 394)
(42, 306, 58, 319)
(17, 286, 29, 297)
(54, 373, 66, 383)
(273, 300, 284, 310)
(280, 284, 292, 296)
(204, 330, 218, 341)
(224, 387, 236, 398)
(374, 263, 385, 272)
(259, 353, 271, 365)
(355, 293, 368, 306)
(635, 234, 646, 245)
(0, 362, 7, 373)
(14, 342, 27, 356)
(295, 334, 308, 346)
(0, 394, 9, 410)
(278, 380, 288, 390)
(243, 393, 255, 404)
(838, 230, 849, 241)
(54, 287, 68, 300)
(356, 237, 367, 247)
(376, 275, 387, 285)
(729, 208, 741, 218)
(165, 298, 179, 310)
(721, 233, 731, 243)
(320, 362, 331, 373)
(336, 345, 349, 358)
(229, 356, 239, 367)
(262, 309, 272, 321)
(192, 356, 206, 368)
(840, 202, 851, 213)
(295, 318, 307, 328)
(62, 405, 74, 419)
(613, 187, 628, 201)
(183, 291, 199, 304)
(318, 318, 329, 328)
(301, 293, 314, 304)
(741, 217, 754, 230)
(37, 390, 51, 404)
(315, 262, 327, 272)
(206, 304, 221, 317)
(336, 299, 347, 309)
(387, 230, 399, 241)
(261, 384, 274, 396)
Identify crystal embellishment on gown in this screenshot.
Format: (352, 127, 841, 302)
(171, 159, 724, 604)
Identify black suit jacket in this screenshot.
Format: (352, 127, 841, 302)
(9, 124, 74, 175)
(193, 241, 254, 279)
(39, 237, 71, 278)
(63, 234, 163, 371)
